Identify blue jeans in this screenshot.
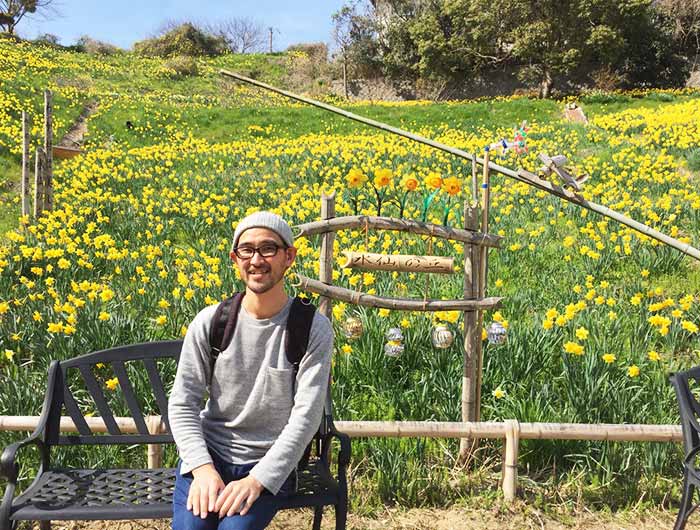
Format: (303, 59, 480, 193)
(172, 455, 296, 530)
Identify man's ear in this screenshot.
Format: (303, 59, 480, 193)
(285, 246, 298, 266)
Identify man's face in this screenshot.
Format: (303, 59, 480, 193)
(231, 228, 296, 294)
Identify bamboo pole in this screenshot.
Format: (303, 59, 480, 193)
(296, 215, 501, 248)
(459, 203, 481, 464)
(503, 419, 520, 501)
(33, 147, 44, 218)
(295, 274, 502, 311)
(147, 416, 163, 469)
(220, 69, 700, 262)
(43, 89, 53, 212)
(0, 416, 682, 441)
(21, 111, 31, 217)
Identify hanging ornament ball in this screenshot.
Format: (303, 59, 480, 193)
(342, 316, 364, 340)
(384, 340, 404, 357)
(384, 327, 405, 357)
(385, 327, 404, 342)
(431, 324, 454, 349)
(487, 321, 508, 345)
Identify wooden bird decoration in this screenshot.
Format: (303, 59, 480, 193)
(538, 153, 588, 191)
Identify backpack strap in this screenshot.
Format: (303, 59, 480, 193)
(285, 297, 317, 375)
(209, 293, 244, 371)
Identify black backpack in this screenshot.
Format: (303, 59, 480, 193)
(208, 293, 317, 382)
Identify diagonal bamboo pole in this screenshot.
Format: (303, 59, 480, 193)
(219, 69, 700, 262)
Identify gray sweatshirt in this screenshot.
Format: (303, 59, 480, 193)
(168, 296, 334, 494)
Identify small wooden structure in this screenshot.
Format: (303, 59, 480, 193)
(53, 145, 84, 160)
(296, 190, 501, 463)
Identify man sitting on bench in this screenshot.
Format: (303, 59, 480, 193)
(168, 211, 334, 530)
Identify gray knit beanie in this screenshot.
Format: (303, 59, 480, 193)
(232, 211, 294, 251)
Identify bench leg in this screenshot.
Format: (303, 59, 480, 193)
(335, 500, 347, 530)
(312, 506, 323, 530)
(675, 475, 695, 530)
(39, 521, 51, 530)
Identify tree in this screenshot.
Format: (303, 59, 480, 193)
(657, 0, 700, 68)
(0, 0, 56, 35)
(206, 17, 266, 53)
(333, 1, 382, 96)
(371, 0, 689, 97)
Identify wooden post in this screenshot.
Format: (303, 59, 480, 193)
(319, 193, 336, 431)
(43, 89, 53, 212)
(33, 147, 44, 218)
(459, 202, 482, 464)
(21, 111, 31, 217)
(475, 148, 492, 422)
(503, 419, 520, 502)
(471, 154, 478, 201)
(147, 416, 163, 469)
(319, 192, 336, 320)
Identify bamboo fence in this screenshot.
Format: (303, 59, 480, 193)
(0, 416, 682, 502)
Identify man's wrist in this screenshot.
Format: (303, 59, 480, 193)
(191, 462, 216, 478)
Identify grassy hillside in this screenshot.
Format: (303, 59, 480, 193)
(1, 36, 700, 512)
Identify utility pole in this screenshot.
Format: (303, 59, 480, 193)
(268, 26, 273, 53)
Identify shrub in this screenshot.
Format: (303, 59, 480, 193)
(162, 55, 199, 79)
(286, 42, 328, 63)
(591, 66, 625, 92)
(76, 35, 120, 55)
(133, 23, 226, 58)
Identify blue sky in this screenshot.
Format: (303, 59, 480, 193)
(18, 0, 347, 51)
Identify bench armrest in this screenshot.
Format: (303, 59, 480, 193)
(325, 424, 351, 468)
(0, 435, 46, 484)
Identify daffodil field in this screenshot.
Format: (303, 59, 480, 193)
(1, 35, 700, 510)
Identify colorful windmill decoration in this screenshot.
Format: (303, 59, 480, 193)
(489, 121, 529, 157)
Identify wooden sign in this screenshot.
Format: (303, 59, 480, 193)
(341, 251, 454, 274)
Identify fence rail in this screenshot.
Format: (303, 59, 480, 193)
(0, 416, 683, 502)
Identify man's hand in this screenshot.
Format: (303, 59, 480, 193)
(188, 463, 224, 519)
(214, 475, 264, 518)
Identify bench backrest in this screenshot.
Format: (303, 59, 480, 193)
(44, 340, 182, 446)
(671, 365, 700, 457)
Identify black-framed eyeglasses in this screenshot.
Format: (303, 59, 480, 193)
(233, 243, 287, 260)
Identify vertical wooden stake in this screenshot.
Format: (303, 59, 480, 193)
(458, 201, 481, 465)
(475, 148, 491, 422)
(319, 192, 336, 320)
(43, 89, 53, 212)
(318, 192, 336, 429)
(471, 153, 478, 202)
(503, 419, 520, 502)
(21, 111, 31, 217)
(33, 147, 44, 218)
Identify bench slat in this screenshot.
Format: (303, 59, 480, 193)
(78, 365, 122, 435)
(58, 434, 174, 445)
(62, 384, 92, 436)
(112, 361, 149, 436)
(143, 359, 170, 432)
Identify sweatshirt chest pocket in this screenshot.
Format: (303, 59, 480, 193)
(262, 367, 295, 414)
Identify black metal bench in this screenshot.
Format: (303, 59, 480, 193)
(670, 366, 700, 530)
(0, 340, 350, 530)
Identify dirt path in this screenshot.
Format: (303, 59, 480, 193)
(58, 100, 98, 148)
(31, 505, 697, 530)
